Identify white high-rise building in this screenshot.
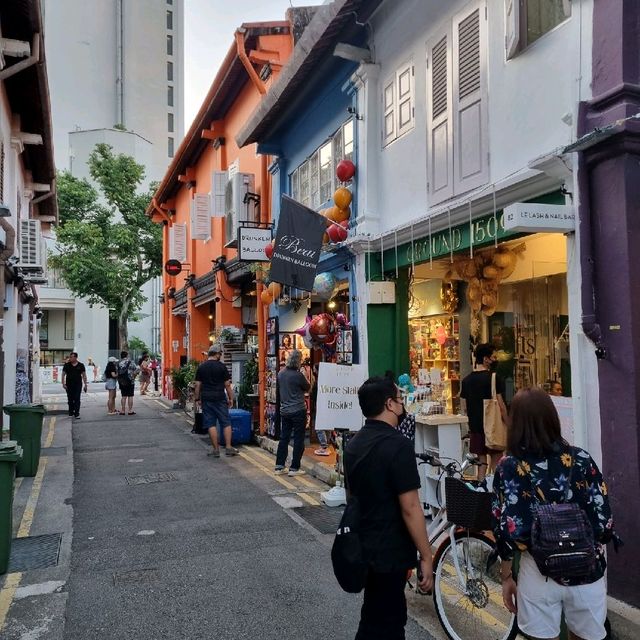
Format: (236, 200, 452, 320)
(39, 0, 184, 371)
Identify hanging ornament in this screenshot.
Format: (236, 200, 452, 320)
(260, 290, 273, 305)
(440, 281, 459, 314)
(327, 220, 348, 243)
(336, 159, 356, 182)
(295, 316, 312, 338)
(268, 282, 281, 299)
(265, 242, 274, 260)
(326, 205, 351, 223)
(333, 187, 352, 210)
(313, 272, 337, 300)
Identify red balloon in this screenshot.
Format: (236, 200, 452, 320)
(265, 243, 274, 260)
(309, 313, 336, 343)
(336, 159, 356, 183)
(327, 220, 348, 243)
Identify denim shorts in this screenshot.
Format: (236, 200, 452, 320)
(202, 400, 231, 430)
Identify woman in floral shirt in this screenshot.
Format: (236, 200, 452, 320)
(492, 388, 615, 640)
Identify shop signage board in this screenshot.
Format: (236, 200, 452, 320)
(238, 225, 272, 262)
(315, 362, 367, 432)
(503, 203, 575, 233)
(269, 195, 327, 291)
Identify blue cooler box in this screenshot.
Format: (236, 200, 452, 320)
(229, 409, 252, 445)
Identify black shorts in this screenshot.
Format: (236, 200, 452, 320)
(119, 381, 135, 397)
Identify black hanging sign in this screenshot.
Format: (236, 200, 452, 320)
(269, 195, 327, 291)
(164, 259, 183, 276)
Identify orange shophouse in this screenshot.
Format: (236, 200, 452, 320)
(147, 19, 296, 410)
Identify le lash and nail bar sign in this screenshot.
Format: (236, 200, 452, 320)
(503, 202, 575, 233)
(269, 195, 327, 291)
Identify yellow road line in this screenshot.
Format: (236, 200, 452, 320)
(44, 416, 56, 448)
(17, 458, 48, 538)
(246, 448, 324, 489)
(0, 456, 49, 631)
(0, 573, 22, 631)
(297, 492, 321, 506)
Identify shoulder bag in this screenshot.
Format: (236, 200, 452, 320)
(483, 372, 507, 451)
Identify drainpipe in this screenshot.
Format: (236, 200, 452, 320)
(0, 218, 17, 440)
(116, 0, 125, 126)
(257, 154, 269, 435)
(0, 34, 40, 81)
(235, 29, 266, 95)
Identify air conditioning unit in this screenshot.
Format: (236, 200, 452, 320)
(224, 172, 256, 248)
(17, 219, 43, 270)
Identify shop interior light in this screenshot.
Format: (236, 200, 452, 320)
(208, 314, 213, 320)
(328, 300, 337, 310)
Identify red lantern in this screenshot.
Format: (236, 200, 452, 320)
(336, 159, 356, 183)
(327, 220, 348, 243)
(265, 242, 274, 260)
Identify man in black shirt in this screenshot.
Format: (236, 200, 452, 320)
(460, 343, 508, 479)
(344, 376, 433, 640)
(61, 352, 88, 419)
(194, 343, 237, 458)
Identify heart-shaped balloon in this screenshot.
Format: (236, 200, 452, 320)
(265, 242, 274, 260)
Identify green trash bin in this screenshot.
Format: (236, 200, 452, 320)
(3, 404, 46, 478)
(0, 441, 23, 574)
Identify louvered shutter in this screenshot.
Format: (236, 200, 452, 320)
(18, 219, 42, 267)
(191, 193, 211, 240)
(169, 223, 187, 263)
(453, 3, 489, 194)
(211, 171, 226, 217)
(396, 63, 414, 137)
(427, 33, 454, 204)
(382, 76, 395, 147)
(505, 0, 520, 59)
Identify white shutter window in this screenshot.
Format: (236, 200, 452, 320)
(396, 63, 414, 137)
(211, 171, 226, 217)
(191, 193, 211, 240)
(382, 77, 395, 147)
(505, 0, 520, 59)
(18, 219, 42, 267)
(169, 223, 187, 263)
(452, 3, 489, 194)
(427, 33, 454, 204)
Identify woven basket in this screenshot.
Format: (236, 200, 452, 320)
(445, 476, 493, 531)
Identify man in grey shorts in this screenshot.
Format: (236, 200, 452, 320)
(194, 344, 238, 458)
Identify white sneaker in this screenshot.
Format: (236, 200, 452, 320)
(274, 467, 287, 475)
(314, 448, 330, 456)
(287, 469, 306, 477)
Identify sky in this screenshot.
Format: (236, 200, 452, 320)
(184, 0, 301, 125)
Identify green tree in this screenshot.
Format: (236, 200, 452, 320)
(50, 144, 161, 349)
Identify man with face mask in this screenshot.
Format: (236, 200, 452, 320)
(344, 376, 433, 640)
(460, 342, 508, 479)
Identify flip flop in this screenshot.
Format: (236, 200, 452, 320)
(128, 412, 136, 415)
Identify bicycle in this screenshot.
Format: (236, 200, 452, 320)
(178, 382, 196, 420)
(413, 451, 519, 640)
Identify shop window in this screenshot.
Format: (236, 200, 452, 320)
(167, 61, 174, 82)
(343, 120, 354, 162)
(506, 0, 571, 58)
(168, 137, 174, 157)
(290, 168, 299, 202)
(64, 309, 74, 341)
(167, 85, 174, 107)
(309, 151, 320, 209)
(39, 310, 49, 342)
(382, 61, 414, 147)
(168, 112, 174, 133)
(427, 4, 488, 204)
(299, 161, 310, 207)
(167, 35, 173, 56)
(166, 10, 173, 30)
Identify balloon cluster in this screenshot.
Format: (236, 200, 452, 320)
(260, 281, 281, 306)
(295, 312, 350, 353)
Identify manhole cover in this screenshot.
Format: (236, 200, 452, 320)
(125, 472, 179, 486)
(8, 533, 62, 572)
(44, 409, 69, 416)
(292, 506, 344, 534)
(41, 447, 67, 457)
(113, 568, 159, 585)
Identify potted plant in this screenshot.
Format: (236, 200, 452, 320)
(237, 356, 259, 410)
(170, 359, 199, 404)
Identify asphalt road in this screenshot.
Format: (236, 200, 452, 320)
(57, 391, 432, 640)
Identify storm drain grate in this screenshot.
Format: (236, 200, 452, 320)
(8, 533, 62, 572)
(113, 568, 160, 585)
(292, 506, 344, 534)
(43, 409, 69, 416)
(41, 447, 67, 457)
(125, 472, 179, 486)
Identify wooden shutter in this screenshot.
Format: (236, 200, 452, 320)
(382, 76, 395, 147)
(505, 0, 520, 59)
(396, 62, 414, 137)
(427, 33, 454, 204)
(18, 219, 42, 266)
(169, 223, 187, 262)
(453, 3, 489, 194)
(191, 193, 211, 240)
(211, 171, 226, 217)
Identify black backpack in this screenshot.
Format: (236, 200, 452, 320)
(331, 433, 395, 593)
(530, 448, 598, 584)
(117, 359, 132, 382)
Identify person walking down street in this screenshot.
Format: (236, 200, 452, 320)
(61, 352, 88, 419)
(150, 356, 159, 392)
(138, 353, 151, 396)
(274, 350, 310, 476)
(194, 344, 238, 458)
(104, 356, 119, 415)
(493, 387, 618, 640)
(344, 376, 433, 639)
(87, 357, 98, 382)
(117, 350, 138, 415)
(460, 343, 509, 480)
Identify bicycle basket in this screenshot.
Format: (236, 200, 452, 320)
(444, 477, 493, 531)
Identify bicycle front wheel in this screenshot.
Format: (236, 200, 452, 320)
(433, 531, 518, 640)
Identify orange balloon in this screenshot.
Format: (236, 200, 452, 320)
(330, 206, 350, 223)
(268, 282, 281, 298)
(260, 290, 273, 305)
(322, 232, 330, 244)
(333, 187, 352, 210)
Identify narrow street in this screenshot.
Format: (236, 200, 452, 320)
(2, 387, 436, 639)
